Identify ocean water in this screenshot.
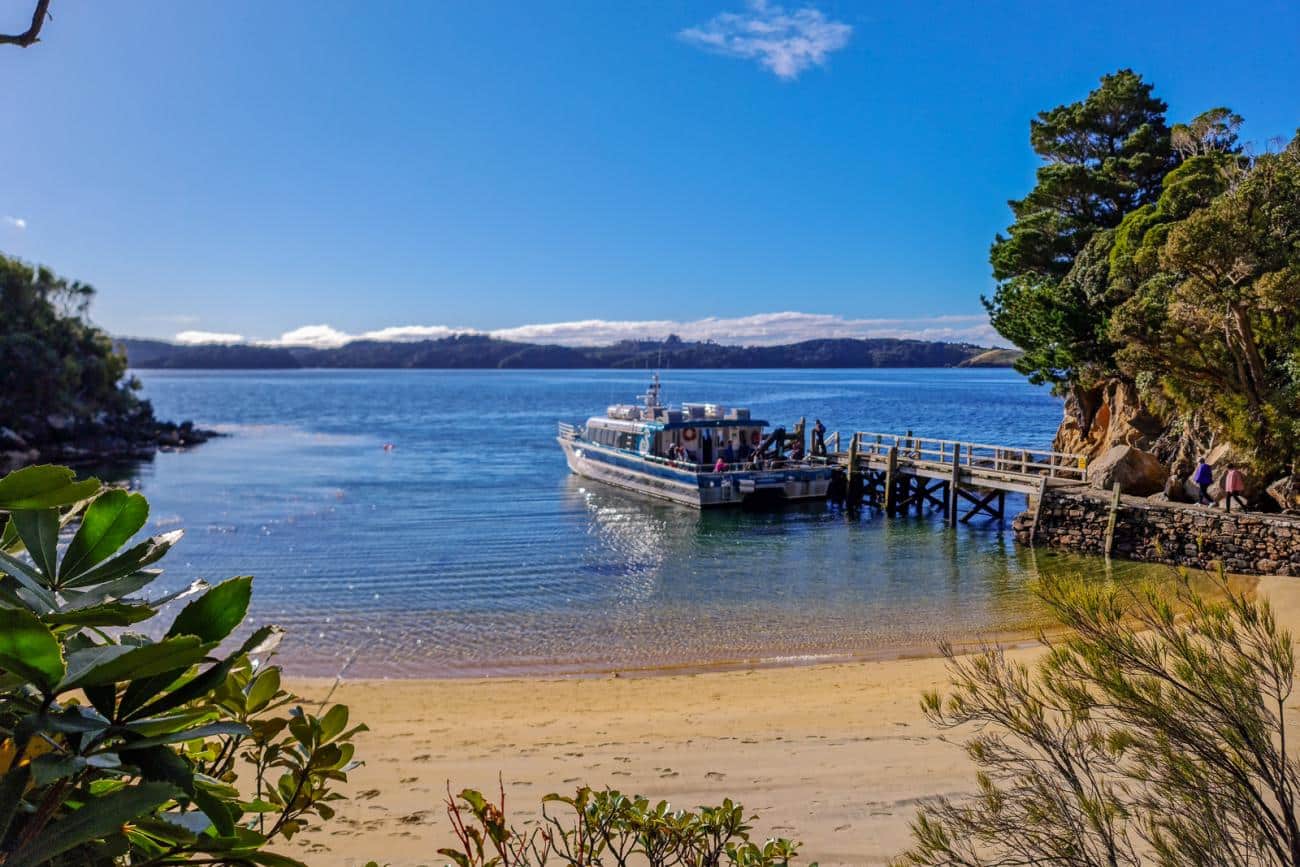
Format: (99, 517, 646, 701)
(102, 368, 1143, 677)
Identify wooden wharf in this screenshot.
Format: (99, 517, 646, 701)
(824, 430, 1087, 525)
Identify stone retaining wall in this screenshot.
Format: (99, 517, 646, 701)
(1014, 489, 1300, 575)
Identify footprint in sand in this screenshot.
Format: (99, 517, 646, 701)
(704, 771, 726, 780)
(835, 824, 852, 832)
(400, 777, 419, 784)
(398, 811, 431, 825)
(562, 777, 580, 783)
(357, 789, 382, 800)
(413, 754, 432, 762)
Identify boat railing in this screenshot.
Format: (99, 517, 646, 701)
(557, 422, 580, 439)
(849, 431, 1087, 482)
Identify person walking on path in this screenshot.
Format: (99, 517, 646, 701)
(1224, 464, 1247, 512)
(1193, 458, 1214, 505)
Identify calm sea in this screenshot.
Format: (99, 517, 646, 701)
(107, 369, 1141, 678)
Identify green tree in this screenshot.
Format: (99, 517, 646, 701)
(984, 69, 1176, 390)
(895, 570, 1300, 867)
(1111, 139, 1300, 476)
(0, 464, 366, 864)
(0, 253, 153, 444)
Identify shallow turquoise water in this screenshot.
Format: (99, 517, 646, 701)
(106, 368, 1140, 677)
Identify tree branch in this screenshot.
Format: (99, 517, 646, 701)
(0, 0, 52, 47)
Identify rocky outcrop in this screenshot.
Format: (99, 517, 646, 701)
(1053, 380, 1165, 464)
(1087, 445, 1169, 496)
(1016, 489, 1300, 575)
(0, 410, 219, 474)
(1269, 476, 1300, 514)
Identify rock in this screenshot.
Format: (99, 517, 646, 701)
(1268, 476, 1300, 512)
(0, 427, 26, 449)
(1054, 379, 1165, 464)
(1162, 473, 1191, 503)
(1087, 445, 1169, 497)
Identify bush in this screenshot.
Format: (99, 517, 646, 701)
(895, 570, 1300, 867)
(440, 784, 810, 867)
(0, 464, 365, 865)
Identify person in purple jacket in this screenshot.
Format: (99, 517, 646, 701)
(1192, 457, 1214, 505)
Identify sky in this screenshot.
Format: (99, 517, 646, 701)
(1, 0, 1297, 348)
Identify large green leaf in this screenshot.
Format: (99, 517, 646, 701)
(59, 489, 150, 581)
(130, 625, 283, 720)
(59, 637, 209, 690)
(0, 548, 57, 611)
(11, 509, 58, 581)
(0, 608, 65, 690)
(119, 721, 250, 750)
(4, 782, 177, 867)
(0, 465, 100, 511)
(61, 529, 183, 590)
(168, 575, 252, 643)
(44, 602, 156, 628)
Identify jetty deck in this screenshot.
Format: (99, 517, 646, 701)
(827, 430, 1086, 524)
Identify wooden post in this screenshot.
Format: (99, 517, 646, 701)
(1029, 475, 1048, 544)
(1103, 481, 1122, 557)
(846, 434, 859, 483)
(947, 448, 960, 526)
(884, 446, 899, 515)
(832, 431, 840, 454)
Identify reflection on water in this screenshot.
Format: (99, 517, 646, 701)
(108, 369, 1184, 678)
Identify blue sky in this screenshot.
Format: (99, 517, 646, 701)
(1, 1, 1297, 347)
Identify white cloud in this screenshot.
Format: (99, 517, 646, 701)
(175, 330, 246, 345)
(679, 0, 852, 80)
(183, 312, 1004, 350)
(4, 216, 27, 230)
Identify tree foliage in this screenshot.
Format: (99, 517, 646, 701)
(895, 571, 1300, 867)
(0, 464, 366, 865)
(0, 253, 152, 439)
(985, 69, 1174, 390)
(985, 72, 1300, 481)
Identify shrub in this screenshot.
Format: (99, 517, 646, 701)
(0, 464, 365, 865)
(440, 784, 810, 867)
(895, 570, 1300, 867)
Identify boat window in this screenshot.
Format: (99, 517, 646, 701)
(617, 432, 637, 450)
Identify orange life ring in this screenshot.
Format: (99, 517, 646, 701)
(682, 427, 698, 442)
(750, 431, 761, 445)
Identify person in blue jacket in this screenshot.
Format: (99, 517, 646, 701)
(1192, 457, 1214, 505)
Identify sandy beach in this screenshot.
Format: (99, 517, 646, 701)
(287, 575, 1300, 867)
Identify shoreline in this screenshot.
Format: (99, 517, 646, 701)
(283, 573, 1284, 867)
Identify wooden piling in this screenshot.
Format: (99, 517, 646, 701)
(884, 446, 899, 514)
(947, 448, 960, 526)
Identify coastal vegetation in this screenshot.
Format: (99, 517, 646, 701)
(0, 464, 365, 865)
(118, 335, 1002, 371)
(440, 785, 808, 867)
(0, 254, 211, 472)
(985, 69, 1300, 505)
(897, 571, 1300, 867)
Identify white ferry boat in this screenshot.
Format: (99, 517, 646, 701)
(557, 375, 834, 508)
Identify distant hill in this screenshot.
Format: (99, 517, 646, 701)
(957, 348, 1024, 367)
(116, 334, 1017, 370)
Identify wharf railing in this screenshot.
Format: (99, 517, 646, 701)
(849, 431, 1087, 484)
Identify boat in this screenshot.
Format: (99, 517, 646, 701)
(556, 374, 834, 508)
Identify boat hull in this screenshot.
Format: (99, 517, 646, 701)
(559, 438, 832, 509)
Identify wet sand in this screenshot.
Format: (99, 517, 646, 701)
(285, 575, 1300, 866)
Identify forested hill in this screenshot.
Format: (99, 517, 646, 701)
(118, 335, 1015, 370)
